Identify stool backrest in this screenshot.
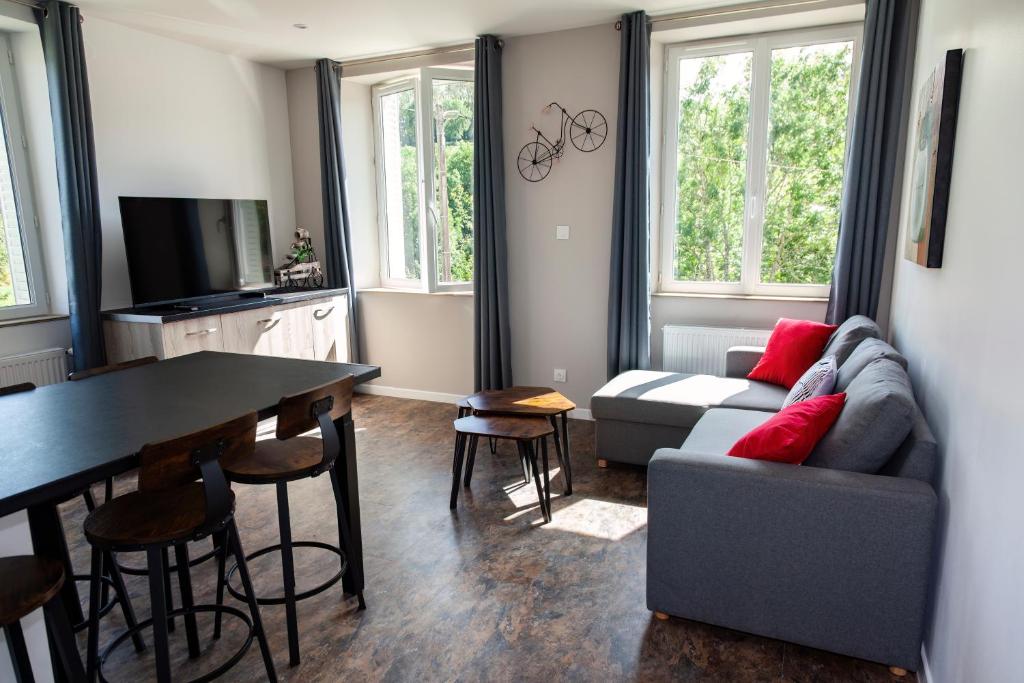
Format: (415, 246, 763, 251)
(138, 412, 257, 534)
(0, 382, 35, 397)
(275, 376, 354, 474)
(68, 356, 158, 382)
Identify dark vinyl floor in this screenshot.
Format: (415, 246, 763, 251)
(61, 394, 914, 682)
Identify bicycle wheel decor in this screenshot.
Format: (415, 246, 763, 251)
(518, 101, 608, 182)
(518, 140, 554, 183)
(570, 110, 608, 152)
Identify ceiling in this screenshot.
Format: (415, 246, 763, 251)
(73, 0, 735, 69)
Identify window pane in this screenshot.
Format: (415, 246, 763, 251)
(0, 106, 30, 309)
(379, 88, 420, 281)
(673, 52, 752, 283)
(761, 42, 853, 285)
(431, 79, 474, 285)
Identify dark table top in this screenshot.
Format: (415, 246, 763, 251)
(0, 351, 380, 517)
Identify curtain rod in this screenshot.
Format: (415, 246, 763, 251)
(337, 41, 482, 70)
(616, 0, 862, 29)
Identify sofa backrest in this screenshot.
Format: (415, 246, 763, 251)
(806, 358, 916, 474)
(835, 337, 908, 391)
(821, 315, 882, 366)
(878, 406, 937, 484)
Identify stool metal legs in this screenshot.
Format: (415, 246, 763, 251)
(276, 482, 300, 666)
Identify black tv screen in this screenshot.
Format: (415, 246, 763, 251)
(119, 196, 276, 306)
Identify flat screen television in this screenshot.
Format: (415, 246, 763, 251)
(119, 196, 276, 307)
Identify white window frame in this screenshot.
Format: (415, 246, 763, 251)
(371, 67, 474, 293)
(0, 33, 48, 321)
(658, 24, 861, 298)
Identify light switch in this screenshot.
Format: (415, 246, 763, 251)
(556, 225, 570, 240)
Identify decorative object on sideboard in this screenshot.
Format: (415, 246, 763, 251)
(905, 48, 963, 268)
(517, 102, 607, 182)
(275, 228, 325, 288)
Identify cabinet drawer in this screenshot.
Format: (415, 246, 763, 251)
(222, 304, 315, 360)
(161, 315, 225, 358)
(309, 295, 349, 363)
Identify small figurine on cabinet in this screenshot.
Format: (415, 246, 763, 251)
(274, 228, 324, 288)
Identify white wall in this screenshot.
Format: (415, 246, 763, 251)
(887, 0, 1024, 680)
(83, 16, 295, 310)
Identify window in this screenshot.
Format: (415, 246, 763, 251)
(659, 25, 859, 297)
(372, 68, 474, 291)
(0, 34, 47, 320)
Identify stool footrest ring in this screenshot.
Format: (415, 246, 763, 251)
(71, 573, 118, 632)
(225, 540, 346, 606)
(98, 604, 254, 683)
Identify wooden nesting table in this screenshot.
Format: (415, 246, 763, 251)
(466, 386, 575, 495)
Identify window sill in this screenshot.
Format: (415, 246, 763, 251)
(361, 287, 473, 297)
(0, 313, 69, 329)
(653, 291, 828, 303)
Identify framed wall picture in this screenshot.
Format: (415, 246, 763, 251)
(905, 48, 964, 268)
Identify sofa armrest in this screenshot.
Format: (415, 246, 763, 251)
(647, 448, 936, 669)
(725, 345, 765, 378)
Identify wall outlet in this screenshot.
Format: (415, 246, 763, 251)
(556, 225, 570, 240)
(553, 368, 567, 383)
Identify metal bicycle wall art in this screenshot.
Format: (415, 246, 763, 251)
(517, 101, 608, 182)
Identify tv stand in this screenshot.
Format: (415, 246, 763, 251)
(102, 289, 350, 364)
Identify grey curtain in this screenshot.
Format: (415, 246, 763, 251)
(607, 11, 651, 379)
(827, 0, 918, 323)
(473, 35, 512, 391)
(36, 1, 105, 372)
(315, 58, 362, 363)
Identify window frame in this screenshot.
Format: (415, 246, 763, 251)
(371, 67, 474, 293)
(658, 23, 862, 299)
(0, 33, 48, 321)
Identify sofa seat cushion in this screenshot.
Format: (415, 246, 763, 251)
(591, 371, 788, 430)
(681, 408, 776, 454)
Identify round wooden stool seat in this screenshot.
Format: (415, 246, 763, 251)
(0, 556, 65, 626)
(453, 414, 554, 440)
(84, 483, 233, 550)
(221, 436, 325, 484)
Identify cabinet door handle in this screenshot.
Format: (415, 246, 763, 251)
(186, 328, 217, 336)
(314, 308, 333, 320)
(256, 317, 281, 330)
(255, 318, 274, 324)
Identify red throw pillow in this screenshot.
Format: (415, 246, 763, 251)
(727, 393, 846, 464)
(748, 318, 838, 388)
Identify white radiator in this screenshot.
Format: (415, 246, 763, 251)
(663, 325, 771, 376)
(0, 347, 68, 387)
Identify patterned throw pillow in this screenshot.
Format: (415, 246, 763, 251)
(783, 356, 838, 408)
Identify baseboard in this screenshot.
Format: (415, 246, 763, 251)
(354, 384, 463, 404)
(918, 644, 933, 683)
(354, 384, 593, 421)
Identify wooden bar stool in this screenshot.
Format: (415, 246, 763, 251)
(451, 415, 555, 523)
(0, 556, 86, 682)
(83, 412, 277, 683)
(219, 376, 364, 668)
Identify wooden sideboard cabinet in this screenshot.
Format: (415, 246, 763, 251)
(103, 293, 350, 364)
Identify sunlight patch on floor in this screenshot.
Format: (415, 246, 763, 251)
(540, 497, 647, 541)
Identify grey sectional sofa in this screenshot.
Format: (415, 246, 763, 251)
(589, 316, 937, 672)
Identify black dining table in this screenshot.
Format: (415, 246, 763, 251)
(0, 350, 380, 656)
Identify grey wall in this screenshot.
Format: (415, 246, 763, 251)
(502, 24, 619, 406)
(887, 0, 1024, 680)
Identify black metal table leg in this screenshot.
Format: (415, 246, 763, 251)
(27, 504, 83, 625)
(540, 436, 552, 516)
(334, 411, 364, 596)
(42, 596, 87, 683)
(463, 435, 480, 487)
(450, 431, 468, 509)
(560, 412, 573, 495)
(548, 415, 571, 496)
